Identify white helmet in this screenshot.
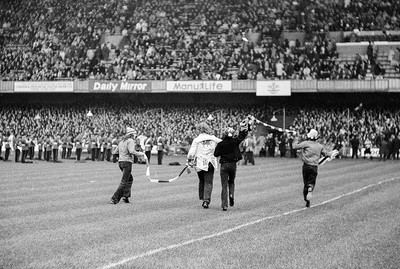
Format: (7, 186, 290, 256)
(307, 129, 318, 140)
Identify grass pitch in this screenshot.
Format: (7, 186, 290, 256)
(1, 156, 399, 269)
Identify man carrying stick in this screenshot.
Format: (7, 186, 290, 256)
(187, 122, 221, 209)
(110, 127, 148, 204)
(292, 129, 338, 208)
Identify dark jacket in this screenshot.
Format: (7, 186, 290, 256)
(214, 129, 248, 163)
(350, 137, 360, 149)
(393, 137, 400, 151)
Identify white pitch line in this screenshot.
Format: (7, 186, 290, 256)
(98, 177, 399, 269)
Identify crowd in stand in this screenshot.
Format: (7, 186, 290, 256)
(1, 104, 399, 162)
(1, 0, 400, 81)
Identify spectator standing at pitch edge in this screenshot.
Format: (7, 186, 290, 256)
(45, 136, 52, 162)
(350, 134, 360, 159)
(214, 117, 251, 211)
(112, 135, 119, 163)
(279, 134, 287, 158)
(106, 134, 113, 162)
(393, 134, 400, 160)
(52, 135, 61, 162)
(37, 137, 43, 160)
(3, 132, 11, 161)
(21, 134, 29, 163)
(292, 129, 337, 208)
(363, 137, 372, 160)
(14, 135, 21, 162)
(156, 131, 165, 165)
(144, 132, 154, 164)
(187, 122, 222, 209)
(243, 133, 255, 165)
(267, 134, 276, 157)
(110, 127, 147, 204)
(0, 132, 3, 160)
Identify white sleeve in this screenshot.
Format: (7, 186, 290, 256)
(187, 138, 198, 160)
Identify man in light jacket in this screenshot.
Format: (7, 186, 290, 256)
(187, 122, 222, 209)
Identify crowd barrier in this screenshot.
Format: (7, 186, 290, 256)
(0, 144, 383, 159)
(282, 31, 400, 44)
(1, 79, 400, 94)
(337, 41, 400, 57)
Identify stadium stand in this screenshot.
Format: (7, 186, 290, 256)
(1, 0, 399, 81)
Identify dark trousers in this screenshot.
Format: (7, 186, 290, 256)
(268, 147, 275, 157)
(197, 163, 215, 203)
(29, 147, 34, 159)
(379, 150, 386, 161)
(96, 148, 100, 160)
(38, 149, 42, 160)
(157, 150, 163, 165)
(53, 149, 59, 162)
(106, 149, 112, 162)
(4, 148, 10, 161)
(244, 151, 255, 165)
(21, 149, 28, 163)
(352, 147, 358, 158)
(259, 147, 266, 157)
(220, 162, 237, 208)
(113, 154, 118, 163)
(302, 163, 318, 201)
(76, 148, 82, 161)
(91, 148, 96, 161)
(15, 149, 20, 162)
(61, 147, 66, 159)
(111, 161, 134, 203)
(67, 148, 72, 159)
(46, 149, 51, 161)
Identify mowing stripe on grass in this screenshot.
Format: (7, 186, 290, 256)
(98, 176, 399, 269)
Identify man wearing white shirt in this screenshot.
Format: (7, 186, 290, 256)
(4, 132, 11, 161)
(276, 61, 284, 79)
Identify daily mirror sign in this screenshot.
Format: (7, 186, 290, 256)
(89, 81, 150, 92)
(256, 81, 291, 96)
(166, 81, 232, 92)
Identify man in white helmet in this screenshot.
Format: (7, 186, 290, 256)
(187, 122, 221, 209)
(110, 127, 148, 204)
(292, 128, 337, 207)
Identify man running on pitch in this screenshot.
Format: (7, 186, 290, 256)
(292, 129, 337, 208)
